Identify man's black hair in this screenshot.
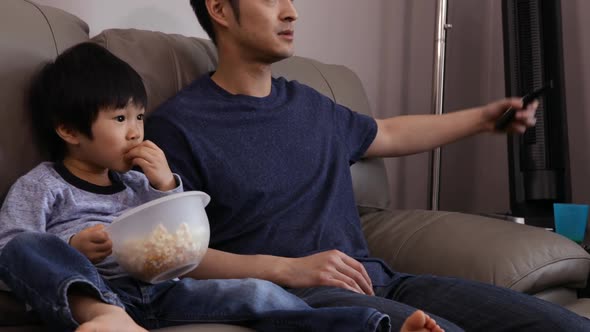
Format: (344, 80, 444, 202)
(28, 42, 147, 162)
(190, 0, 240, 44)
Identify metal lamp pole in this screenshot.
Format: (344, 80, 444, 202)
(429, 0, 452, 211)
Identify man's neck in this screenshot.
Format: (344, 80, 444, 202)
(211, 47, 274, 98)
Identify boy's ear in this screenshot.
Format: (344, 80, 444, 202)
(55, 124, 80, 145)
(207, 0, 233, 29)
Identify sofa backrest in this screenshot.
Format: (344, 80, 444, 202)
(0, 0, 89, 201)
(0, 0, 390, 211)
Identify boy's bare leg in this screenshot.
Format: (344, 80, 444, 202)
(401, 310, 445, 332)
(69, 294, 147, 332)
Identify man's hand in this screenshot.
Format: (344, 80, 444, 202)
(277, 250, 374, 295)
(483, 97, 538, 133)
(69, 224, 112, 264)
(125, 140, 176, 191)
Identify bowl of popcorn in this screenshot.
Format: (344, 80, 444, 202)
(107, 191, 211, 283)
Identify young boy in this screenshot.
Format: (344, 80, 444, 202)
(0, 42, 442, 332)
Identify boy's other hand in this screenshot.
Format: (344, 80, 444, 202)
(125, 140, 176, 191)
(70, 224, 112, 264)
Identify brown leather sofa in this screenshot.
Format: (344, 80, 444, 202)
(2, 1, 590, 331)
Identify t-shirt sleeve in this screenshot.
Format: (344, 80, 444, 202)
(145, 115, 205, 192)
(331, 102, 378, 164)
(0, 176, 53, 251)
(124, 170, 184, 203)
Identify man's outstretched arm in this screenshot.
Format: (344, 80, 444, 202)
(364, 98, 538, 159)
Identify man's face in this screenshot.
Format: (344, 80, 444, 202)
(75, 103, 145, 173)
(226, 0, 298, 63)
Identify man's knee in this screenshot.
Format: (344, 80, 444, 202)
(218, 278, 308, 309)
(242, 278, 310, 309)
(234, 278, 286, 296)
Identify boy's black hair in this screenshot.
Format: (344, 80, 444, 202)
(29, 42, 147, 162)
(190, 0, 240, 45)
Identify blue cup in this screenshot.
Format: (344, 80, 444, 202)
(553, 203, 589, 243)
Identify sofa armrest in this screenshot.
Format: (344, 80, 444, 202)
(360, 208, 590, 294)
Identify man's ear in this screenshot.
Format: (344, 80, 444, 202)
(207, 0, 233, 29)
(55, 124, 80, 145)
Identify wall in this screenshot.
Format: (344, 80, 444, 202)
(35, 0, 590, 212)
(439, 0, 509, 213)
(37, 0, 206, 38)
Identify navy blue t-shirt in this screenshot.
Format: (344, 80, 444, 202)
(146, 74, 394, 285)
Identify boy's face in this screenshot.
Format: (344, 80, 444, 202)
(76, 103, 145, 172)
(225, 0, 298, 63)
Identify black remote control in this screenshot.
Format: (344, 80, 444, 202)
(494, 81, 553, 131)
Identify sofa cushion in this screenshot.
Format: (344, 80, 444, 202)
(0, 291, 41, 327)
(361, 208, 590, 294)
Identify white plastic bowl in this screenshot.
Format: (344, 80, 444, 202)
(107, 191, 211, 283)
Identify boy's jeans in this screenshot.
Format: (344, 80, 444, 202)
(0, 233, 389, 331)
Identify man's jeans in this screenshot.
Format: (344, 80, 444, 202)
(0, 233, 389, 331)
(289, 273, 590, 332)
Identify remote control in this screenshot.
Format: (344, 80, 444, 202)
(494, 81, 553, 131)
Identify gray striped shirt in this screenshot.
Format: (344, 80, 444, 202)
(0, 162, 182, 279)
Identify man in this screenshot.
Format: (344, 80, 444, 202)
(145, 0, 590, 330)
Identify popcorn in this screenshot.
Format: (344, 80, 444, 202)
(113, 222, 207, 282)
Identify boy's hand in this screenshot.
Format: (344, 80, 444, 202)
(125, 140, 176, 191)
(70, 224, 112, 264)
(483, 97, 538, 133)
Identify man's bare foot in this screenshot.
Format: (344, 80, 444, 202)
(69, 294, 147, 332)
(401, 310, 445, 332)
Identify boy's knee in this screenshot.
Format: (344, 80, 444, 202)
(4, 232, 61, 253)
